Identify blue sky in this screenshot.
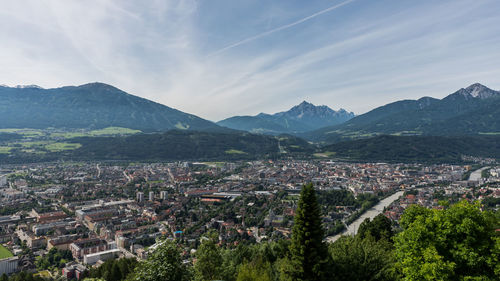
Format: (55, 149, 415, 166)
(1, 0, 500, 120)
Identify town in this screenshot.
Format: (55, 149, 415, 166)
(0, 161, 498, 279)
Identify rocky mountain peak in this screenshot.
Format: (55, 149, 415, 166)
(457, 83, 499, 99)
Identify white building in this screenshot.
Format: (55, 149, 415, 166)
(136, 192, 144, 203)
(149, 191, 154, 201)
(0, 256, 18, 275)
(160, 191, 168, 200)
(0, 176, 7, 187)
(83, 248, 120, 265)
(1, 189, 24, 200)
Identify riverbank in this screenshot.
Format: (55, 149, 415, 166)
(326, 190, 405, 243)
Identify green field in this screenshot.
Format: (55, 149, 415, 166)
(0, 146, 13, 154)
(0, 245, 13, 259)
(51, 127, 141, 138)
(313, 151, 336, 158)
(45, 142, 82, 152)
(175, 122, 190, 130)
(225, 149, 247, 154)
(89, 127, 141, 136)
(0, 127, 141, 156)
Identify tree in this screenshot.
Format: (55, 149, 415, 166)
(236, 258, 273, 281)
(329, 235, 398, 281)
(131, 240, 191, 281)
(6, 272, 44, 281)
(88, 257, 137, 280)
(281, 183, 331, 281)
(358, 214, 393, 241)
(110, 262, 122, 281)
(193, 236, 223, 281)
(394, 201, 500, 280)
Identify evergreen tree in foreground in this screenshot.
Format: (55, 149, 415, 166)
(281, 183, 331, 281)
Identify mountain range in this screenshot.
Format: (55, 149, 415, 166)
(304, 83, 500, 143)
(1, 81, 499, 163)
(217, 101, 355, 134)
(0, 83, 220, 132)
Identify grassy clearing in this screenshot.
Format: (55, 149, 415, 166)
(51, 127, 141, 138)
(89, 127, 141, 136)
(0, 128, 44, 137)
(34, 270, 52, 278)
(50, 132, 87, 138)
(0, 146, 12, 154)
(0, 245, 13, 259)
(391, 131, 422, 136)
(45, 142, 82, 152)
(202, 162, 226, 167)
(313, 151, 336, 158)
(21, 141, 50, 147)
(225, 149, 247, 155)
(174, 123, 189, 130)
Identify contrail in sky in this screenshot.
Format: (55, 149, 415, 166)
(209, 0, 357, 56)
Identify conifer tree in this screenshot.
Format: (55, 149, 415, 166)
(282, 183, 331, 281)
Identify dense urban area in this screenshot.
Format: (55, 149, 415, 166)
(0, 160, 498, 280)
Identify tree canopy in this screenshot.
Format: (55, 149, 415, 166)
(131, 240, 191, 281)
(394, 201, 499, 280)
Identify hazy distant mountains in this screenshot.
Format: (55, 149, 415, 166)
(0, 81, 499, 163)
(1, 81, 499, 147)
(305, 83, 500, 143)
(217, 101, 355, 134)
(0, 83, 220, 132)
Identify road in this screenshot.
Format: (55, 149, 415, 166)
(96, 164, 101, 178)
(123, 171, 132, 182)
(468, 167, 490, 181)
(326, 190, 405, 243)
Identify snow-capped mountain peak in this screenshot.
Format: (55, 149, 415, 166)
(462, 83, 499, 99)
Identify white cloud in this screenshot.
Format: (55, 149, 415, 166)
(1, 0, 500, 121)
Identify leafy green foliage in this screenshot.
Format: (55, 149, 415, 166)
(131, 240, 191, 281)
(394, 201, 499, 280)
(4, 272, 44, 281)
(87, 258, 138, 281)
(329, 235, 398, 281)
(236, 258, 273, 281)
(219, 240, 290, 281)
(35, 248, 73, 270)
(193, 236, 223, 281)
(358, 214, 394, 242)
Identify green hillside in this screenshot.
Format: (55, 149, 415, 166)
(0, 83, 222, 132)
(320, 135, 500, 163)
(304, 84, 500, 143)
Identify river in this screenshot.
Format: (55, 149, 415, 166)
(468, 167, 489, 181)
(326, 190, 405, 243)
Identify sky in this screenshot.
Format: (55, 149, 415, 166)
(1, 0, 500, 121)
